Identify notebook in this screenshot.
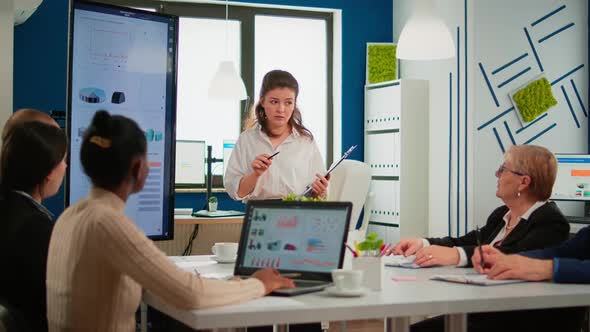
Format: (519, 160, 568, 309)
(431, 273, 527, 286)
(234, 200, 352, 296)
(384, 255, 421, 269)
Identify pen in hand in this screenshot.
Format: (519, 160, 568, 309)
(476, 226, 486, 270)
(268, 151, 280, 160)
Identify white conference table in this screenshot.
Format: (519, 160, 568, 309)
(142, 255, 590, 332)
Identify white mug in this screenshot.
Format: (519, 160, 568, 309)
(331, 269, 363, 292)
(211, 242, 238, 260)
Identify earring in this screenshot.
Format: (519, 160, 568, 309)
(517, 191, 521, 197)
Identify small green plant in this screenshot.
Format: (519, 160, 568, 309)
(283, 193, 326, 202)
(512, 77, 557, 123)
(208, 196, 218, 203)
(357, 232, 383, 252)
(367, 43, 397, 84)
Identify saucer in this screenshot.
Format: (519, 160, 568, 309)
(212, 256, 236, 264)
(325, 286, 367, 297)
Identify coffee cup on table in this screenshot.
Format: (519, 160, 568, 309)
(331, 269, 364, 292)
(211, 242, 238, 260)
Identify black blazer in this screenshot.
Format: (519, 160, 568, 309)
(0, 192, 53, 332)
(426, 201, 570, 267)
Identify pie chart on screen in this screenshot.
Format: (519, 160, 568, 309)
(79, 87, 106, 103)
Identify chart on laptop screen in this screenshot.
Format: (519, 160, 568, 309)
(242, 207, 348, 273)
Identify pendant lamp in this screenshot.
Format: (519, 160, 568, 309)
(208, 0, 247, 100)
(397, 0, 455, 60)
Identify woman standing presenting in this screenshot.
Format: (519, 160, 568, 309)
(224, 70, 329, 200)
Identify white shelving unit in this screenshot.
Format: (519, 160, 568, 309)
(364, 79, 429, 244)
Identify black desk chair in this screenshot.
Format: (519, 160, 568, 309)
(0, 299, 30, 332)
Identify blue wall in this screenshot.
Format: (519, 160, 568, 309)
(13, 0, 393, 216)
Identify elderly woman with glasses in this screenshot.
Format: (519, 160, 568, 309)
(388, 144, 569, 268)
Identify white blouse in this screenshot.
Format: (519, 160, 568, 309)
(224, 125, 326, 201)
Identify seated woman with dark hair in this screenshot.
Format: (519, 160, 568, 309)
(0, 121, 68, 332)
(46, 111, 294, 331)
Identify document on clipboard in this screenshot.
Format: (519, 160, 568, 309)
(298, 145, 357, 198)
(431, 274, 526, 286)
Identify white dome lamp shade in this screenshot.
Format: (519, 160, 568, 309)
(14, 0, 43, 26)
(208, 60, 248, 101)
(397, 0, 455, 60)
(208, 0, 248, 101)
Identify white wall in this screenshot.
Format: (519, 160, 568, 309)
(394, 0, 466, 237)
(394, 0, 588, 236)
(0, 0, 14, 139)
(472, 0, 588, 224)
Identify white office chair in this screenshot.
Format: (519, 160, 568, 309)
(328, 160, 374, 269)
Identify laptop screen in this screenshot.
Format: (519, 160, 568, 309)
(235, 201, 352, 278)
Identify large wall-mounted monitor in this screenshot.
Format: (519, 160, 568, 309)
(552, 154, 590, 201)
(175, 140, 206, 186)
(66, 0, 178, 240)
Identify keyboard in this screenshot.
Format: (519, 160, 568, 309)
(293, 280, 326, 288)
(566, 216, 590, 224)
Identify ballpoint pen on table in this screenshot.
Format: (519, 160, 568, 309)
(476, 226, 486, 269)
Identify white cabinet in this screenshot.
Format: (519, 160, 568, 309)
(364, 79, 429, 245)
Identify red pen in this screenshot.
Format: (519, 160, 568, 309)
(379, 243, 392, 257)
(345, 243, 358, 257)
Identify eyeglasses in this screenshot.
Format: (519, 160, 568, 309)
(495, 164, 526, 177)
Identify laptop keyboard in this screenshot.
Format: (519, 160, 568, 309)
(293, 280, 326, 288)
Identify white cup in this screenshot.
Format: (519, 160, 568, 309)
(211, 242, 238, 260)
(331, 269, 364, 292)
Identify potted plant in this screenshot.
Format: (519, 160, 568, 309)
(208, 196, 218, 212)
(357, 232, 384, 256)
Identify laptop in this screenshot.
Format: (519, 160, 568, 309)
(234, 200, 352, 296)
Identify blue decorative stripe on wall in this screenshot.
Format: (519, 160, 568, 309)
(531, 4, 566, 26)
(515, 112, 548, 134)
(477, 107, 514, 131)
(448, 72, 453, 237)
(562, 85, 581, 128)
(456, 26, 461, 238)
(524, 27, 544, 72)
(492, 53, 529, 75)
(504, 121, 516, 145)
(571, 79, 587, 117)
(463, 1, 468, 236)
(497, 67, 531, 88)
(551, 64, 585, 85)
(478, 63, 499, 107)
(538, 22, 575, 43)
(493, 127, 505, 153)
(524, 123, 557, 144)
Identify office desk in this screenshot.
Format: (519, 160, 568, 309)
(154, 217, 243, 256)
(174, 215, 244, 225)
(143, 256, 590, 332)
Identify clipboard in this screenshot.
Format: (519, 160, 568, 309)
(299, 145, 357, 198)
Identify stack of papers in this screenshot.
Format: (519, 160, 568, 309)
(431, 273, 526, 286)
(383, 255, 420, 269)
